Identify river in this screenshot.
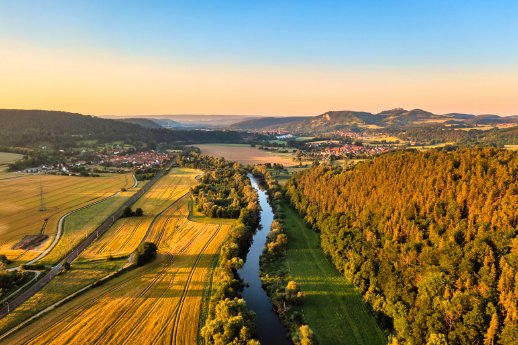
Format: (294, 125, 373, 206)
(237, 174, 290, 345)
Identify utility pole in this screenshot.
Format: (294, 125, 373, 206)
(39, 176, 46, 212)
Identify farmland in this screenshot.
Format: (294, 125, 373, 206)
(196, 143, 298, 166)
(0, 173, 134, 266)
(281, 202, 386, 345)
(82, 167, 199, 260)
(0, 152, 23, 178)
(0, 168, 234, 344)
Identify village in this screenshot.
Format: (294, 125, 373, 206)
(20, 149, 172, 175)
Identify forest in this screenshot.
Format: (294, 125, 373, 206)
(285, 148, 517, 344)
(0, 109, 247, 149)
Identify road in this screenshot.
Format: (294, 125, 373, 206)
(0, 169, 166, 318)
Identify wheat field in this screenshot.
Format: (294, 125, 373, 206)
(1, 168, 233, 345)
(0, 173, 134, 265)
(3, 197, 232, 345)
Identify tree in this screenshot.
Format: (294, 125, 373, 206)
(484, 313, 498, 345)
(122, 206, 133, 218)
(299, 325, 315, 345)
(135, 208, 143, 217)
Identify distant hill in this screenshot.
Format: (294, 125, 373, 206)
(0, 109, 249, 148)
(230, 116, 307, 130)
(117, 118, 164, 129)
(230, 108, 518, 133)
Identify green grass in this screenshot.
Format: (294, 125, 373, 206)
(0, 152, 23, 164)
(282, 202, 387, 345)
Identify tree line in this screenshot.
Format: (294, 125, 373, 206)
(285, 148, 517, 344)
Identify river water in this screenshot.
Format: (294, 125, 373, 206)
(237, 174, 290, 345)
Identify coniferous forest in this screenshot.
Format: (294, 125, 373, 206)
(285, 148, 517, 344)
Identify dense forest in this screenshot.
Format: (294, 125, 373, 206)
(0, 109, 247, 148)
(285, 148, 517, 344)
(388, 126, 518, 146)
(191, 160, 257, 218)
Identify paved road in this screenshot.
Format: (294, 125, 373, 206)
(0, 169, 167, 319)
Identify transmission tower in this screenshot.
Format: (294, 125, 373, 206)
(39, 177, 46, 212)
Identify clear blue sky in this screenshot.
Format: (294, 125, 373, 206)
(1, 1, 517, 115)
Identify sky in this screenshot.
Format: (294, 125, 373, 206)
(1, 1, 517, 116)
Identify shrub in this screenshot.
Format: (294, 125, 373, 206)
(131, 242, 158, 266)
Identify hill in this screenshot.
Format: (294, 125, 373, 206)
(116, 118, 164, 129)
(230, 108, 518, 133)
(286, 148, 517, 344)
(0, 109, 248, 148)
(230, 116, 307, 130)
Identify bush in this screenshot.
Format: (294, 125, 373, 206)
(131, 242, 157, 266)
(0, 255, 11, 265)
(121, 206, 144, 218)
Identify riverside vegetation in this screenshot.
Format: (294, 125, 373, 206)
(182, 154, 261, 344)
(252, 165, 317, 345)
(285, 148, 517, 344)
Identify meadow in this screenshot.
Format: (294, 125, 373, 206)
(0, 168, 234, 344)
(0, 173, 133, 265)
(0, 152, 23, 178)
(196, 143, 298, 166)
(281, 202, 387, 345)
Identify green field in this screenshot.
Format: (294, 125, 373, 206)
(282, 202, 387, 345)
(0, 152, 23, 165)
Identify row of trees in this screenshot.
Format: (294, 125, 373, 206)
(182, 154, 261, 344)
(253, 166, 316, 345)
(285, 148, 517, 344)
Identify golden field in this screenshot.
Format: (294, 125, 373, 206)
(1, 168, 233, 345)
(197, 143, 299, 166)
(82, 167, 200, 260)
(0, 169, 233, 344)
(0, 173, 134, 265)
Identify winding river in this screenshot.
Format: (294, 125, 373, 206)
(238, 175, 290, 345)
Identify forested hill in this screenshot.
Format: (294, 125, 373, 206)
(0, 109, 247, 148)
(285, 148, 517, 344)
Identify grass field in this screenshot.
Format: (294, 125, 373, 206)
(281, 202, 387, 345)
(0, 152, 23, 165)
(0, 152, 23, 175)
(1, 168, 234, 344)
(196, 143, 299, 166)
(0, 173, 134, 265)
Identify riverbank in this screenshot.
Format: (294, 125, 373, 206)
(237, 175, 290, 345)
(254, 166, 387, 344)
